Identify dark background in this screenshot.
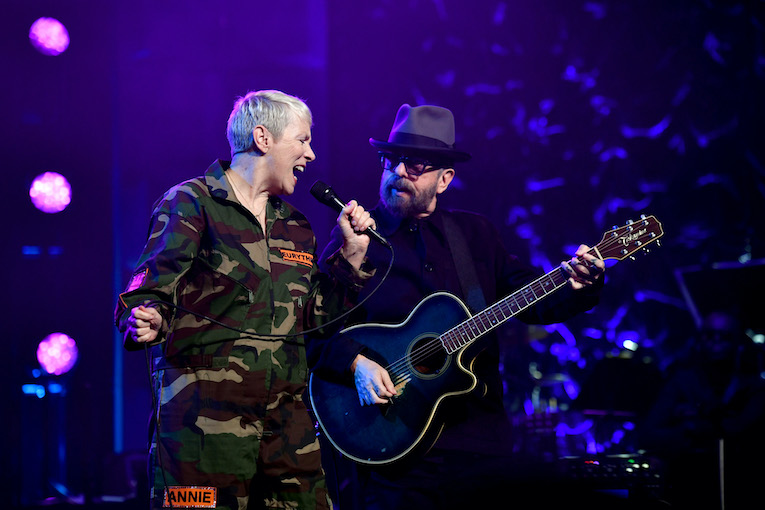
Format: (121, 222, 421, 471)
(3, 0, 764, 507)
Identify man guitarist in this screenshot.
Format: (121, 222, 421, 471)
(308, 104, 605, 509)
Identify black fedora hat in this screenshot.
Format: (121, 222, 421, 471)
(369, 104, 471, 162)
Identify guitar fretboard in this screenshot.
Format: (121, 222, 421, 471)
(440, 265, 571, 354)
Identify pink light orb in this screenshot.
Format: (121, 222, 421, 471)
(37, 333, 78, 375)
(29, 17, 70, 56)
(30, 171, 72, 213)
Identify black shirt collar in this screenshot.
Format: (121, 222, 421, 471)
(373, 201, 447, 238)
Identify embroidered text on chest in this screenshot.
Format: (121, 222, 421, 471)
(278, 249, 314, 267)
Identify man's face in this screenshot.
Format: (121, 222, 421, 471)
(378, 153, 452, 218)
(264, 114, 315, 195)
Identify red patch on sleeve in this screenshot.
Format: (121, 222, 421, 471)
(119, 268, 149, 308)
(126, 268, 149, 292)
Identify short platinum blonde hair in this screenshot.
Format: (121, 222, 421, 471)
(226, 90, 312, 156)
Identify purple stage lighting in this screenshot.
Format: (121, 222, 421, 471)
(29, 17, 70, 56)
(37, 333, 78, 375)
(30, 171, 72, 213)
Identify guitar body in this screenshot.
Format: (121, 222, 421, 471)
(309, 292, 477, 465)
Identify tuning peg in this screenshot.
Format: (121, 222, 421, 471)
(656, 240, 662, 247)
(629, 255, 636, 261)
(626, 219, 634, 225)
(640, 214, 647, 219)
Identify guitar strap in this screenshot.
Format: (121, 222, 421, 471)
(442, 211, 487, 312)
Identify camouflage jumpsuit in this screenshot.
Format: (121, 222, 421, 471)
(115, 160, 370, 509)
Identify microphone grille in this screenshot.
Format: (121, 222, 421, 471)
(310, 180, 334, 204)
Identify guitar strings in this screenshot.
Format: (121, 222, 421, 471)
(381, 228, 653, 386)
(383, 266, 570, 385)
(382, 263, 571, 384)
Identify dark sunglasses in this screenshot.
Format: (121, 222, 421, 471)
(379, 152, 448, 176)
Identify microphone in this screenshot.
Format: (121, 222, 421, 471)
(310, 180, 390, 247)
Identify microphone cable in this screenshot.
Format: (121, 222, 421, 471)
(140, 242, 394, 346)
(144, 345, 174, 509)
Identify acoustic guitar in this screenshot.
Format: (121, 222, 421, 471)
(309, 215, 664, 465)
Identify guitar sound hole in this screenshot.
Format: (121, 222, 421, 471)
(410, 337, 448, 376)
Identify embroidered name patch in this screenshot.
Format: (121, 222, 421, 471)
(163, 486, 217, 508)
(279, 249, 314, 267)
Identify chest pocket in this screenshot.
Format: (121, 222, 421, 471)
(273, 248, 315, 298)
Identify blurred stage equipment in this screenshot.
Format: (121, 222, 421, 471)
(559, 453, 664, 500)
(673, 257, 765, 510)
(674, 257, 765, 333)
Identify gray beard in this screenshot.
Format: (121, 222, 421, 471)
(380, 177, 438, 218)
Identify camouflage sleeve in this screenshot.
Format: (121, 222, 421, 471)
(303, 246, 375, 332)
(114, 183, 205, 350)
(305, 229, 376, 377)
(324, 247, 376, 292)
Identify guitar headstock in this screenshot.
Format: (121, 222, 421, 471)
(595, 215, 664, 261)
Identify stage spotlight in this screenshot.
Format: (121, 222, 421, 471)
(30, 171, 72, 213)
(29, 17, 70, 56)
(37, 333, 78, 375)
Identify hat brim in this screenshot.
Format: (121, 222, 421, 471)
(369, 138, 471, 163)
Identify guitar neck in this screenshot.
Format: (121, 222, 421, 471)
(440, 265, 571, 354)
(438, 215, 665, 355)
